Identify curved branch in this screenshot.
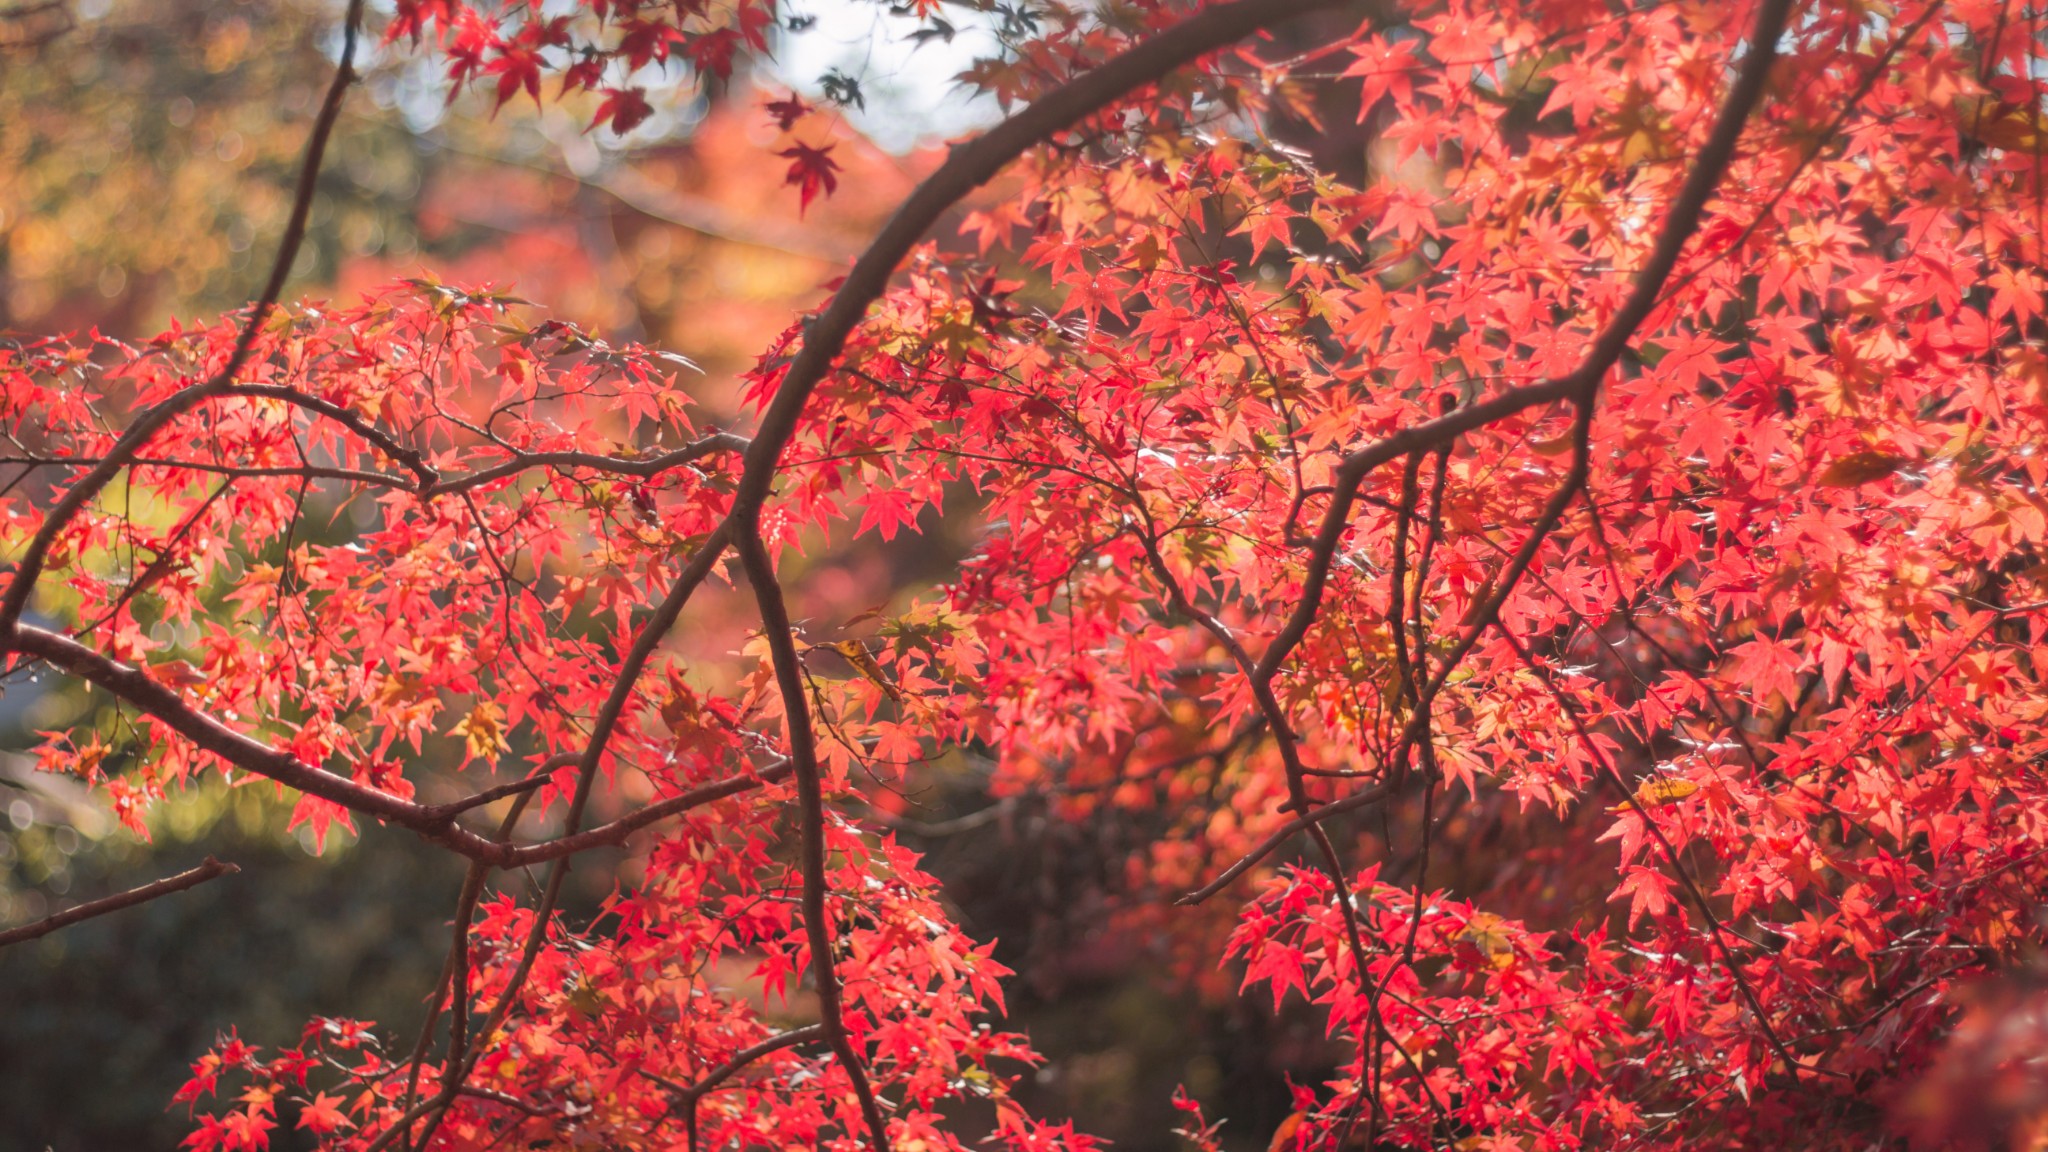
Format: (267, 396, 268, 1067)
(13, 624, 504, 854)
(649, 1025, 829, 1102)
(499, 761, 792, 866)
(426, 432, 749, 497)
(224, 384, 439, 488)
(706, 7, 1359, 1145)
(0, 856, 237, 949)
(12, 625, 785, 867)
(642, 1025, 829, 1152)
(422, 753, 577, 819)
(730, 0, 1347, 517)
(732, 523, 893, 1152)
(0, 455, 410, 489)
(1184, 0, 1791, 905)
(549, 518, 735, 860)
(1254, 0, 1793, 683)
(0, 430, 748, 498)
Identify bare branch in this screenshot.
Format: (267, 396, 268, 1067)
(649, 1025, 829, 1102)
(0, 856, 237, 949)
(0, 429, 747, 498)
(223, 384, 439, 488)
(497, 760, 792, 866)
(424, 432, 750, 496)
(421, 754, 575, 820)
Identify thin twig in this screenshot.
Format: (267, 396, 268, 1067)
(1491, 621, 1837, 1082)
(0, 856, 237, 949)
(639, 1025, 829, 1152)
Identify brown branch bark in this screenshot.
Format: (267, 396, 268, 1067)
(12, 623, 791, 866)
(223, 384, 438, 486)
(14, 623, 502, 848)
(1, 429, 747, 497)
(424, 433, 749, 496)
(729, 0, 1348, 516)
(640, 1025, 829, 1152)
(710, 6, 1356, 1145)
(732, 524, 893, 1152)
(398, 788, 538, 1123)
(0, 856, 237, 949)
(19, 9, 1365, 1141)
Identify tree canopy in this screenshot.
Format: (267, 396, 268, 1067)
(3, 0, 2047, 1150)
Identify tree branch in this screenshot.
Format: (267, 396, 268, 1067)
(1255, 0, 1793, 684)
(223, 384, 439, 488)
(1183, 0, 1793, 905)
(732, 523, 893, 1152)
(730, 0, 1347, 517)
(13, 623, 500, 848)
(424, 432, 749, 497)
(12, 624, 788, 867)
(0, 856, 237, 949)
(0, 429, 748, 499)
(641, 1025, 829, 1152)
(701, 8, 1360, 1145)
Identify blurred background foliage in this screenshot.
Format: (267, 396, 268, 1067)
(0, 0, 1434, 1147)
(0, 0, 423, 333)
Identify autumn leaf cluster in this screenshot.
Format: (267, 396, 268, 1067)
(4, 1, 2048, 1150)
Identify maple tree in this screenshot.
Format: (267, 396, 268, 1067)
(4, 0, 2048, 1149)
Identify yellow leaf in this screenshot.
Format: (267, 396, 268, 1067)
(451, 701, 509, 761)
(2008, 346, 2048, 407)
(1620, 128, 1659, 166)
(1957, 94, 2047, 154)
(1817, 451, 1906, 488)
(564, 976, 607, 1019)
(1612, 777, 1699, 812)
(1456, 912, 1517, 969)
(827, 640, 903, 703)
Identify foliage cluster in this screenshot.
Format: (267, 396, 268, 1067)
(4, 1, 2048, 1150)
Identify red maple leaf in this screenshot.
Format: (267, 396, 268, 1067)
(295, 1092, 349, 1135)
(764, 91, 810, 131)
(591, 86, 654, 135)
(777, 141, 840, 215)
